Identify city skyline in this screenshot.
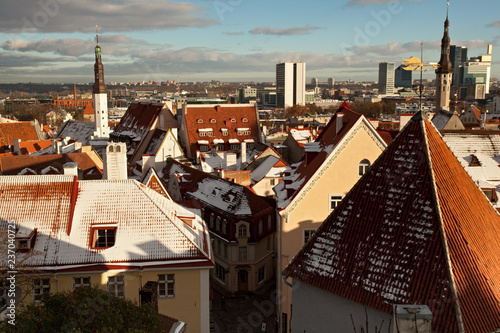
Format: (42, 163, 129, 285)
(0, 0, 499, 84)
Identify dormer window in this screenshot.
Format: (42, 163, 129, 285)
(210, 119, 216, 123)
(238, 224, 247, 237)
(230, 118, 236, 122)
(16, 228, 37, 252)
(242, 118, 248, 122)
(469, 155, 481, 167)
(91, 226, 117, 249)
(197, 119, 203, 123)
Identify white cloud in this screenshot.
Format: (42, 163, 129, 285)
(249, 26, 321, 36)
(0, 0, 217, 34)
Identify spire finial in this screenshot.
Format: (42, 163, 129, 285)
(446, 0, 450, 19)
(96, 25, 99, 45)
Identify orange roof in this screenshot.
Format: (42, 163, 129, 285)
(471, 105, 482, 121)
(284, 112, 500, 332)
(0, 122, 40, 146)
(17, 139, 52, 155)
(83, 103, 94, 115)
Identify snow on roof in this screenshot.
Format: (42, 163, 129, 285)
(289, 128, 313, 142)
(0, 175, 211, 269)
(197, 140, 209, 145)
(56, 120, 95, 145)
(431, 110, 452, 130)
(251, 155, 280, 183)
(228, 139, 240, 144)
(198, 128, 213, 132)
(213, 138, 224, 144)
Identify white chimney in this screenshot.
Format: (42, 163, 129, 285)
(63, 162, 79, 178)
(103, 142, 128, 180)
(241, 141, 247, 165)
(393, 305, 432, 333)
(225, 152, 237, 171)
(336, 113, 344, 134)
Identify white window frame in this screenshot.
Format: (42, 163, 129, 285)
(158, 274, 175, 298)
(33, 278, 50, 303)
(329, 194, 344, 211)
(73, 277, 91, 290)
(107, 275, 124, 298)
(238, 224, 247, 237)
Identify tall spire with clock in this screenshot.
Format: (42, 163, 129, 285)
(92, 25, 109, 139)
(435, 1, 453, 111)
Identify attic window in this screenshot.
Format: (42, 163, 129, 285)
(230, 118, 236, 122)
(91, 226, 117, 249)
(16, 228, 37, 252)
(242, 118, 248, 122)
(197, 119, 203, 123)
(469, 155, 481, 167)
(210, 119, 216, 123)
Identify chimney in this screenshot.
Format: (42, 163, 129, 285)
(393, 305, 432, 333)
(225, 152, 237, 171)
(63, 162, 79, 178)
(13, 139, 21, 155)
(73, 84, 77, 101)
(487, 44, 493, 55)
(241, 141, 247, 165)
(336, 113, 344, 134)
(103, 142, 128, 180)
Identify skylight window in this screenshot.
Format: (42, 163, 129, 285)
(91, 226, 117, 249)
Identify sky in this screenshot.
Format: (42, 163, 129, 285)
(0, 0, 499, 84)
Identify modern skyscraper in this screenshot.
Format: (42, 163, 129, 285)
(435, 7, 453, 111)
(327, 78, 335, 89)
(276, 61, 306, 109)
(92, 29, 110, 140)
(378, 62, 395, 95)
(450, 45, 467, 87)
(395, 65, 412, 88)
(311, 78, 318, 87)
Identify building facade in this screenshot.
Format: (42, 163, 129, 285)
(276, 61, 306, 109)
(378, 62, 395, 95)
(395, 65, 412, 88)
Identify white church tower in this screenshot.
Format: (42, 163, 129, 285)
(92, 26, 110, 140)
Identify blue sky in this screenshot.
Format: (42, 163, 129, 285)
(0, 0, 498, 84)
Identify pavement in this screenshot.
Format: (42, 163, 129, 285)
(210, 279, 278, 333)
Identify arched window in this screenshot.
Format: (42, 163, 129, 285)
(210, 119, 216, 123)
(358, 159, 370, 176)
(197, 119, 203, 123)
(210, 213, 215, 229)
(222, 219, 227, 234)
(238, 224, 247, 237)
(116, 145, 121, 153)
(108, 145, 114, 153)
(216, 216, 221, 232)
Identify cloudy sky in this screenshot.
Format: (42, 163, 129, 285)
(0, 0, 498, 83)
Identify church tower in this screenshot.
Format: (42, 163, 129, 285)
(435, 2, 453, 111)
(92, 26, 110, 139)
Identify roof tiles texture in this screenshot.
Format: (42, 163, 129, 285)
(284, 114, 500, 332)
(0, 122, 40, 146)
(0, 175, 211, 269)
(56, 120, 95, 145)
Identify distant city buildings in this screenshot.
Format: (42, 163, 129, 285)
(276, 61, 306, 109)
(378, 62, 395, 95)
(395, 65, 412, 88)
(311, 77, 318, 87)
(327, 77, 335, 89)
(450, 45, 468, 87)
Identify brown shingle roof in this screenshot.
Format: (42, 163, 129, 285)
(284, 112, 500, 332)
(0, 122, 40, 146)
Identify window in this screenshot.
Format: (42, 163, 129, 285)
(73, 277, 91, 290)
(207, 132, 214, 137)
(270, 179, 276, 186)
(237, 130, 251, 136)
(216, 144, 224, 152)
(158, 274, 175, 298)
(210, 213, 215, 229)
(215, 263, 225, 282)
(107, 275, 124, 298)
(200, 145, 208, 152)
(222, 219, 228, 234)
(216, 216, 221, 231)
(197, 119, 203, 123)
(304, 229, 315, 244)
(210, 119, 216, 123)
(258, 267, 265, 283)
(33, 278, 50, 303)
(330, 195, 343, 211)
(258, 220, 263, 234)
(230, 118, 236, 122)
(242, 118, 248, 122)
(238, 246, 247, 261)
(358, 159, 371, 176)
(199, 132, 207, 137)
(222, 131, 229, 136)
(238, 224, 247, 237)
(92, 227, 116, 248)
(231, 144, 240, 151)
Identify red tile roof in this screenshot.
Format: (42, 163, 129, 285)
(0, 153, 103, 179)
(284, 112, 500, 332)
(17, 139, 52, 155)
(471, 105, 482, 121)
(83, 103, 94, 115)
(0, 121, 40, 146)
(183, 104, 259, 157)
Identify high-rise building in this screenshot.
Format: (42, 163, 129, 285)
(395, 65, 412, 88)
(435, 9, 453, 111)
(311, 78, 318, 87)
(378, 62, 395, 95)
(461, 45, 492, 95)
(450, 45, 467, 87)
(327, 78, 335, 89)
(92, 31, 110, 140)
(276, 61, 306, 109)
(239, 86, 257, 102)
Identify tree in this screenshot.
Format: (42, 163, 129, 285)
(1, 286, 164, 333)
(286, 104, 309, 118)
(307, 103, 323, 115)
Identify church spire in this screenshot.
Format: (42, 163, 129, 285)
(436, 1, 453, 75)
(93, 25, 107, 94)
(435, 0, 453, 112)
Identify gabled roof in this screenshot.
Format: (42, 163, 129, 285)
(142, 167, 172, 200)
(284, 112, 500, 332)
(143, 129, 168, 156)
(275, 102, 387, 211)
(83, 103, 94, 115)
(183, 104, 259, 157)
(56, 120, 95, 145)
(432, 110, 465, 130)
(0, 121, 41, 146)
(0, 175, 212, 270)
(17, 139, 52, 155)
(0, 153, 103, 179)
(471, 105, 482, 121)
(112, 102, 163, 142)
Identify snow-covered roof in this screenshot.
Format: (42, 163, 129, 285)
(250, 155, 283, 183)
(228, 139, 239, 144)
(56, 120, 95, 145)
(289, 128, 314, 142)
(0, 175, 212, 270)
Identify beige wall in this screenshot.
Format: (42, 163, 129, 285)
(279, 125, 385, 326)
(252, 177, 279, 198)
(13, 267, 209, 333)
